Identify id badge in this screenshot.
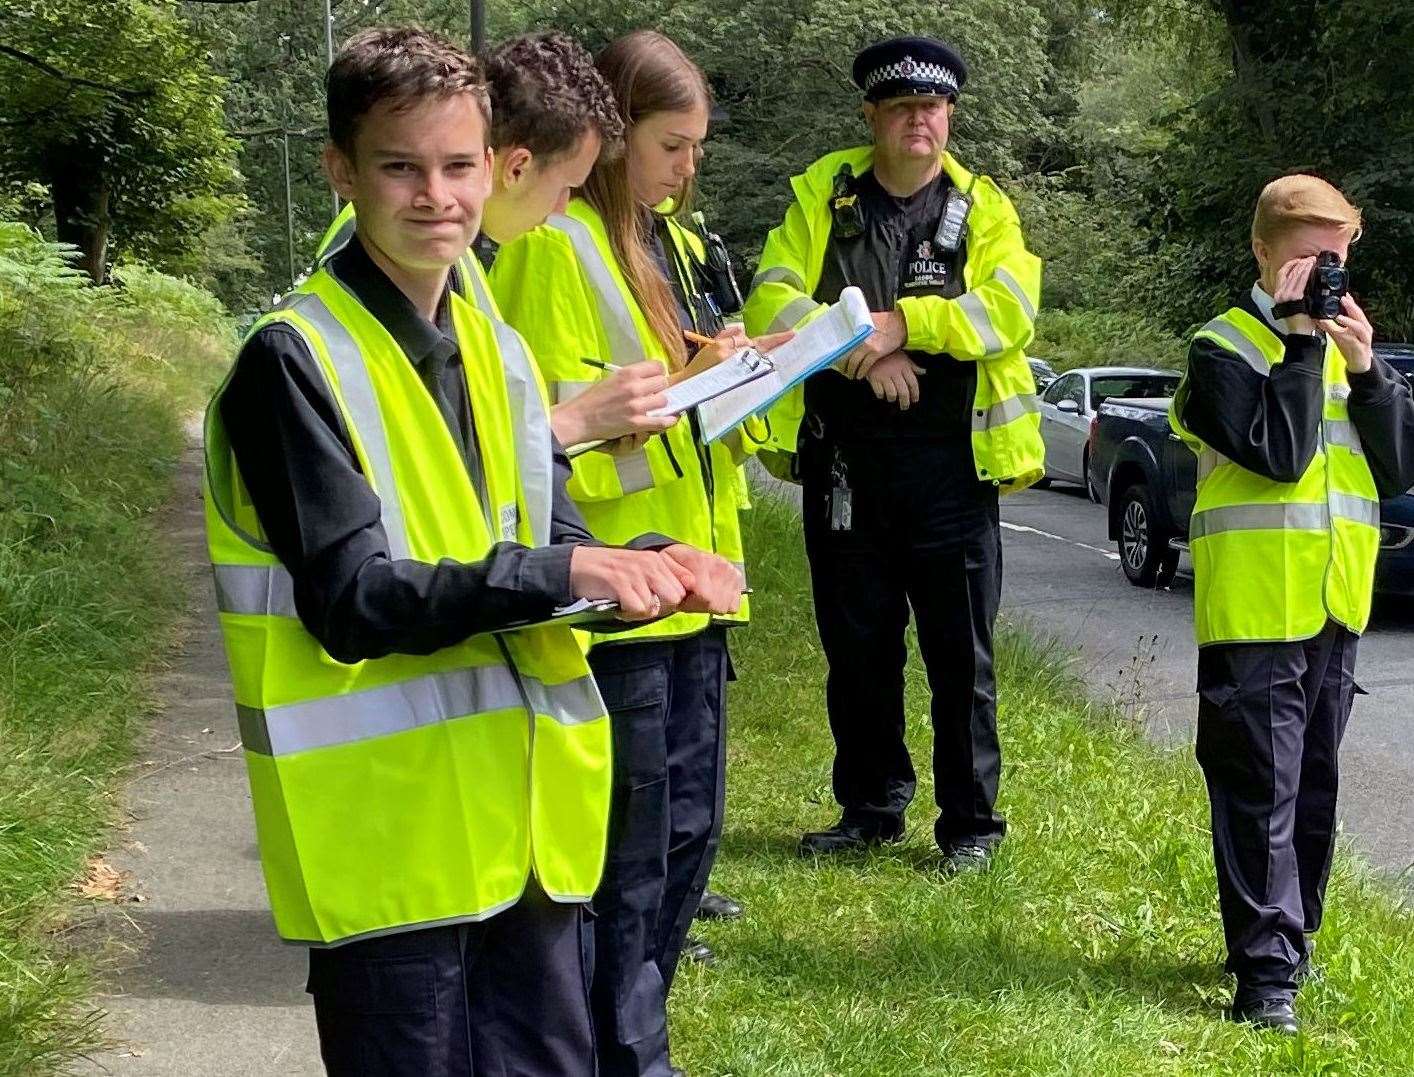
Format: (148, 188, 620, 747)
(830, 485, 853, 532)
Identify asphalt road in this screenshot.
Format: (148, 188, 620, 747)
(999, 478, 1414, 878)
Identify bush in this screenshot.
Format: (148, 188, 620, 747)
(1031, 307, 1187, 373)
(0, 222, 231, 1073)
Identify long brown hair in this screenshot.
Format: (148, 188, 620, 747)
(583, 30, 711, 368)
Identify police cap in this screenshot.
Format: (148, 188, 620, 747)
(852, 36, 967, 103)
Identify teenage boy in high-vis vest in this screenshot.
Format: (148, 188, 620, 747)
(206, 27, 739, 1075)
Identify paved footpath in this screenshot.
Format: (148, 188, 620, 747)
(84, 426, 321, 1074)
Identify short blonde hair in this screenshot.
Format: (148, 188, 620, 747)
(1252, 173, 1362, 245)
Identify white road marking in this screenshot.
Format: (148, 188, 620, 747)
(1000, 520, 1122, 561)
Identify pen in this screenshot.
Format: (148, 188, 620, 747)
(581, 357, 624, 372)
(683, 329, 716, 347)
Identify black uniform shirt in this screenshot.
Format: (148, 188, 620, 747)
(222, 236, 619, 665)
(809, 167, 975, 441)
(1181, 287, 1414, 496)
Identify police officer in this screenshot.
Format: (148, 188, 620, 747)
(1171, 174, 1414, 1033)
(743, 37, 1044, 872)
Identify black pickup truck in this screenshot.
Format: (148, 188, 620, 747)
(1087, 344, 1414, 591)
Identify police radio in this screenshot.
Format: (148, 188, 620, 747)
(689, 211, 745, 315)
(831, 165, 865, 239)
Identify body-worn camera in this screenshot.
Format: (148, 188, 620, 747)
(1306, 250, 1349, 319)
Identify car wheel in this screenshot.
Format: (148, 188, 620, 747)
(1083, 449, 1100, 503)
(1117, 483, 1179, 588)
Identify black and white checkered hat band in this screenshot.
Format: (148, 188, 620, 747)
(864, 57, 959, 95)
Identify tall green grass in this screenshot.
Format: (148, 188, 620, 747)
(671, 490, 1414, 1075)
(0, 225, 229, 1075)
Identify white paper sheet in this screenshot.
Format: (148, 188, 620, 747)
(698, 287, 873, 443)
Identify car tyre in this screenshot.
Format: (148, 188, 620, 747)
(1118, 482, 1179, 588)
(1083, 449, 1100, 503)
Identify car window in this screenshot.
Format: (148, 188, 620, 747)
(1042, 374, 1074, 405)
(1090, 375, 1179, 411)
(1061, 376, 1087, 409)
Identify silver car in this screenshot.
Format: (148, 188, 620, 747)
(1037, 366, 1180, 498)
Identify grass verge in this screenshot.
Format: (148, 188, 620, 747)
(671, 488, 1414, 1075)
(0, 248, 229, 1075)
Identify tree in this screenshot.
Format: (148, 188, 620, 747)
(0, 0, 242, 281)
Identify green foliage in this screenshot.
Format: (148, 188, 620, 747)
(0, 230, 230, 1075)
(1032, 309, 1187, 373)
(1130, 0, 1414, 339)
(0, 0, 243, 278)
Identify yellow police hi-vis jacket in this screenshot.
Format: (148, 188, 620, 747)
(203, 265, 611, 946)
(1170, 308, 1381, 646)
(489, 198, 753, 646)
(743, 146, 1045, 491)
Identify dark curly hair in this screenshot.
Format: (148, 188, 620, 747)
(327, 27, 490, 156)
(484, 32, 625, 161)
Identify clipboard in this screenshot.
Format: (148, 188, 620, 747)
(697, 287, 874, 442)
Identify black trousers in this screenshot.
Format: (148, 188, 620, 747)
(1195, 619, 1359, 1005)
(587, 628, 730, 1077)
(801, 434, 1006, 851)
(306, 878, 595, 1076)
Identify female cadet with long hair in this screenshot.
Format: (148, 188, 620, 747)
(491, 29, 779, 1077)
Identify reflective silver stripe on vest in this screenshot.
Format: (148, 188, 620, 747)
(1201, 318, 1270, 376)
(1190, 502, 1329, 539)
(318, 216, 357, 264)
(551, 379, 594, 404)
(614, 449, 655, 494)
(521, 673, 603, 730)
(545, 214, 647, 365)
(238, 667, 604, 757)
(956, 291, 1003, 354)
(542, 215, 657, 491)
(994, 267, 1036, 323)
(1197, 447, 1224, 482)
(750, 265, 805, 294)
(493, 321, 554, 546)
(1330, 491, 1380, 527)
(286, 291, 413, 560)
(771, 296, 822, 333)
(1325, 418, 1363, 454)
(971, 393, 1039, 432)
(463, 257, 494, 312)
(213, 563, 298, 618)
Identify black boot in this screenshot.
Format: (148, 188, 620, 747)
(938, 843, 995, 876)
(798, 817, 904, 856)
(1230, 997, 1299, 1035)
(681, 936, 716, 965)
(695, 890, 743, 921)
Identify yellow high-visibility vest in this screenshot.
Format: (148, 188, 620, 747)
(490, 199, 756, 645)
(1171, 307, 1381, 645)
(743, 147, 1044, 491)
(204, 263, 611, 945)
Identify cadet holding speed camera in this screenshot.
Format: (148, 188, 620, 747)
(1170, 174, 1414, 1035)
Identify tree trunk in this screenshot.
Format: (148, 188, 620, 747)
(1219, 1, 1279, 145)
(48, 161, 112, 284)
